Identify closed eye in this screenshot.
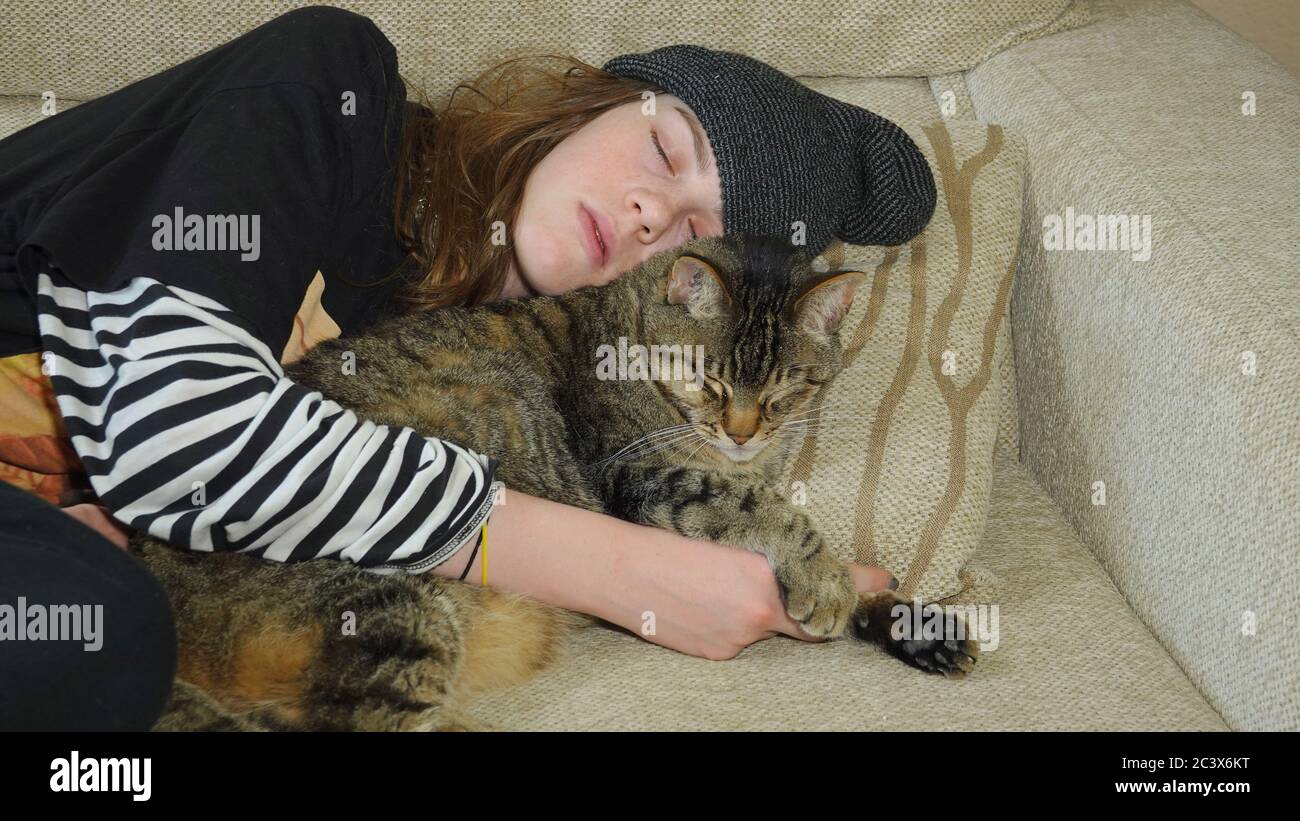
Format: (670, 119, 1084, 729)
(652, 129, 699, 241)
(765, 386, 813, 415)
(651, 129, 674, 174)
(703, 376, 732, 400)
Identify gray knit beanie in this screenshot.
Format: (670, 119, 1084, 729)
(601, 44, 936, 257)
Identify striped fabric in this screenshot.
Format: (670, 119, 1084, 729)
(34, 271, 499, 574)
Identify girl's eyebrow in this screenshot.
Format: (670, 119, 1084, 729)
(670, 103, 725, 228)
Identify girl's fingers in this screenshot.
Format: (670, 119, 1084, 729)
(850, 564, 898, 594)
(779, 564, 898, 643)
(61, 503, 130, 550)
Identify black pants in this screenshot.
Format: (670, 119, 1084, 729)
(0, 480, 176, 730)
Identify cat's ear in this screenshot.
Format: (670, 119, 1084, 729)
(793, 270, 867, 338)
(666, 254, 732, 319)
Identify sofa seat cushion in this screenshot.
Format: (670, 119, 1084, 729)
(463, 458, 1228, 730)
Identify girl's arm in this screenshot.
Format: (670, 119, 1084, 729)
(436, 488, 898, 659)
(37, 270, 496, 573)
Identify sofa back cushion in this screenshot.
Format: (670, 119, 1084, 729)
(1, 0, 1089, 100)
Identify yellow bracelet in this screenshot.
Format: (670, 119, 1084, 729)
(479, 519, 488, 586)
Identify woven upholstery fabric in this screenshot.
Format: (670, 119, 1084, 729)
(967, 0, 1300, 730)
(797, 75, 941, 134)
(778, 119, 1026, 603)
(0, 96, 81, 139)
(0, 0, 1089, 101)
(464, 457, 1228, 731)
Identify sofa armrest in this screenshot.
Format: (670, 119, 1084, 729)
(965, 0, 1299, 730)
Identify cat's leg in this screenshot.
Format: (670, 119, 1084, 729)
(131, 537, 579, 730)
(599, 463, 858, 639)
(849, 591, 979, 678)
(599, 464, 978, 676)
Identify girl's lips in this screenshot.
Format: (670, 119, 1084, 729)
(578, 203, 606, 268)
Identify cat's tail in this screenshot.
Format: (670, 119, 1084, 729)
(438, 581, 594, 700)
(135, 536, 591, 730)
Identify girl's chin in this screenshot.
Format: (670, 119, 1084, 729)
(506, 274, 541, 299)
(502, 258, 542, 299)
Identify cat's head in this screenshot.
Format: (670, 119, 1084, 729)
(630, 233, 866, 469)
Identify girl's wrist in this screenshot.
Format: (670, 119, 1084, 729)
(427, 489, 624, 622)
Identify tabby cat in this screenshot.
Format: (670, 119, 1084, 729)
(135, 233, 978, 731)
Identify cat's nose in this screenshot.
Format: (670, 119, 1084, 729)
(723, 408, 759, 446)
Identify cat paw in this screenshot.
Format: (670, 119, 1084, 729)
(850, 593, 980, 678)
(772, 545, 857, 638)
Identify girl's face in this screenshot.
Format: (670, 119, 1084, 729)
(500, 93, 725, 298)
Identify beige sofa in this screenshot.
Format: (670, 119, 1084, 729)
(2, 0, 1294, 730)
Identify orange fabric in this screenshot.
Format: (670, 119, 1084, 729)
(0, 351, 85, 505)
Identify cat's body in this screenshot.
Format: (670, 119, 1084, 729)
(135, 234, 977, 731)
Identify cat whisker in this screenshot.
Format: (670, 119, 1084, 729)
(786, 362, 838, 370)
(778, 416, 858, 427)
(773, 427, 831, 435)
(592, 423, 699, 467)
(644, 436, 707, 462)
(781, 412, 863, 421)
(682, 436, 714, 463)
(633, 431, 712, 465)
(771, 423, 838, 436)
(780, 403, 860, 421)
(591, 428, 706, 468)
(622, 431, 707, 462)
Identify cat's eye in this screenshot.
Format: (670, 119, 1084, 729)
(702, 374, 732, 400)
(764, 383, 811, 415)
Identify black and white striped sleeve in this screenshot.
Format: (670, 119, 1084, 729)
(35, 271, 499, 574)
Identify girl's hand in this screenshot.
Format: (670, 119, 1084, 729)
(605, 528, 896, 660)
(61, 503, 131, 550)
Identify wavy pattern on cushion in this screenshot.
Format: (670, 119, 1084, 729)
(786, 121, 1025, 603)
